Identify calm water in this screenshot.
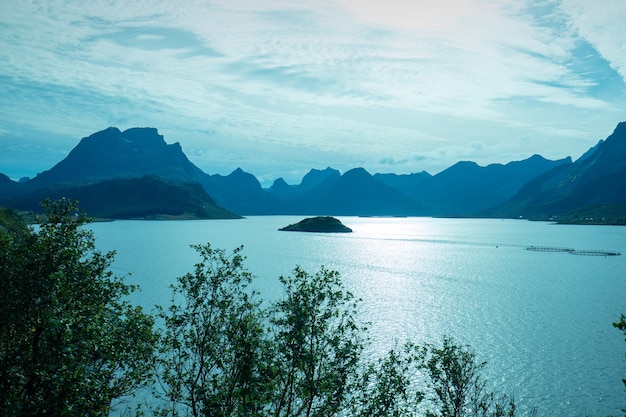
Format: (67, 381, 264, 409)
(89, 217, 626, 416)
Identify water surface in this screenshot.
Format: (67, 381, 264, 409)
(90, 217, 626, 416)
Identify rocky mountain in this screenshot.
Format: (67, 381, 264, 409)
(2, 127, 278, 217)
(268, 167, 341, 204)
(487, 122, 626, 219)
(410, 155, 571, 215)
(281, 154, 570, 217)
(2, 123, 625, 220)
(27, 127, 207, 187)
(268, 167, 422, 216)
(202, 168, 282, 215)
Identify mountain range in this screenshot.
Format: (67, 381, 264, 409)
(1, 123, 625, 222)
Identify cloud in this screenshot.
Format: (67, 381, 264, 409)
(0, 0, 625, 182)
(559, 0, 626, 81)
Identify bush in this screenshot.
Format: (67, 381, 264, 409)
(0, 199, 157, 416)
(155, 244, 525, 417)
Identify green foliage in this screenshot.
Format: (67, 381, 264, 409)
(350, 343, 424, 417)
(0, 199, 157, 416)
(155, 244, 269, 417)
(156, 252, 367, 417)
(155, 243, 529, 417)
(267, 266, 366, 417)
(420, 337, 518, 417)
(0, 206, 28, 236)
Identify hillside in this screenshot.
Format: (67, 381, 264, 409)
(0, 206, 28, 235)
(487, 122, 626, 220)
(270, 167, 423, 216)
(3, 176, 240, 220)
(3, 127, 279, 217)
(374, 155, 571, 216)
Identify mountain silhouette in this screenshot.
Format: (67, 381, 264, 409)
(4, 175, 239, 219)
(270, 167, 422, 216)
(5, 127, 279, 217)
(418, 155, 571, 215)
(487, 122, 626, 219)
(202, 168, 282, 215)
(28, 127, 206, 187)
(1, 123, 625, 220)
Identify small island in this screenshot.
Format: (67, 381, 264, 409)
(279, 216, 353, 233)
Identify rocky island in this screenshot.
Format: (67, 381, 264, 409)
(279, 216, 352, 233)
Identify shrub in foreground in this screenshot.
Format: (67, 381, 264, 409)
(0, 199, 157, 416)
(156, 243, 528, 417)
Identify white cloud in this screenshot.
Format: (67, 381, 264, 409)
(0, 0, 624, 182)
(559, 0, 626, 81)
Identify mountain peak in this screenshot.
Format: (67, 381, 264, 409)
(343, 167, 371, 179)
(226, 167, 262, 188)
(300, 167, 340, 189)
(120, 127, 167, 146)
(77, 126, 167, 152)
(28, 127, 202, 187)
(271, 177, 289, 188)
(613, 121, 626, 135)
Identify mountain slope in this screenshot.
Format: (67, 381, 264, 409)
(2, 176, 240, 219)
(202, 168, 282, 215)
(8, 127, 279, 216)
(28, 127, 207, 187)
(488, 122, 626, 218)
(373, 155, 571, 216)
(285, 168, 422, 216)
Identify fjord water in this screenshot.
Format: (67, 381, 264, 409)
(89, 217, 626, 416)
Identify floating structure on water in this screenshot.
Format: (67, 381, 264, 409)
(526, 246, 621, 256)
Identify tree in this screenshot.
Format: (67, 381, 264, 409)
(0, 206, 28, 236)
(153, 243, 529, 417)
(349, 343, 424, 417)
(0, 199, 157, 416)
(420, 336, 518, 417)
(156, 253, 368, 417)
(155, 244, 269, 417)
(267, 266, 366, 417)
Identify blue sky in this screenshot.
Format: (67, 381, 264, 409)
(1, 0, 625, 186)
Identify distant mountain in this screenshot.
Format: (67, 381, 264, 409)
(27, 127, 207, 187)
(373, 155, 570, 216)
(267, 178, 294, 202)
(2, 175, 239, 220)
(2, 123, 625, 220)
(269, 167, 422, 216)
(4, 127, 279, 216)
(202, 168, 282, 215)
(268, 167, 341, 205)
(487, 122, 626, 219)
(373, 171, 432, 197)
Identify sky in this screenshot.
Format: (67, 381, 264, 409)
(1, 0, 625, 186)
